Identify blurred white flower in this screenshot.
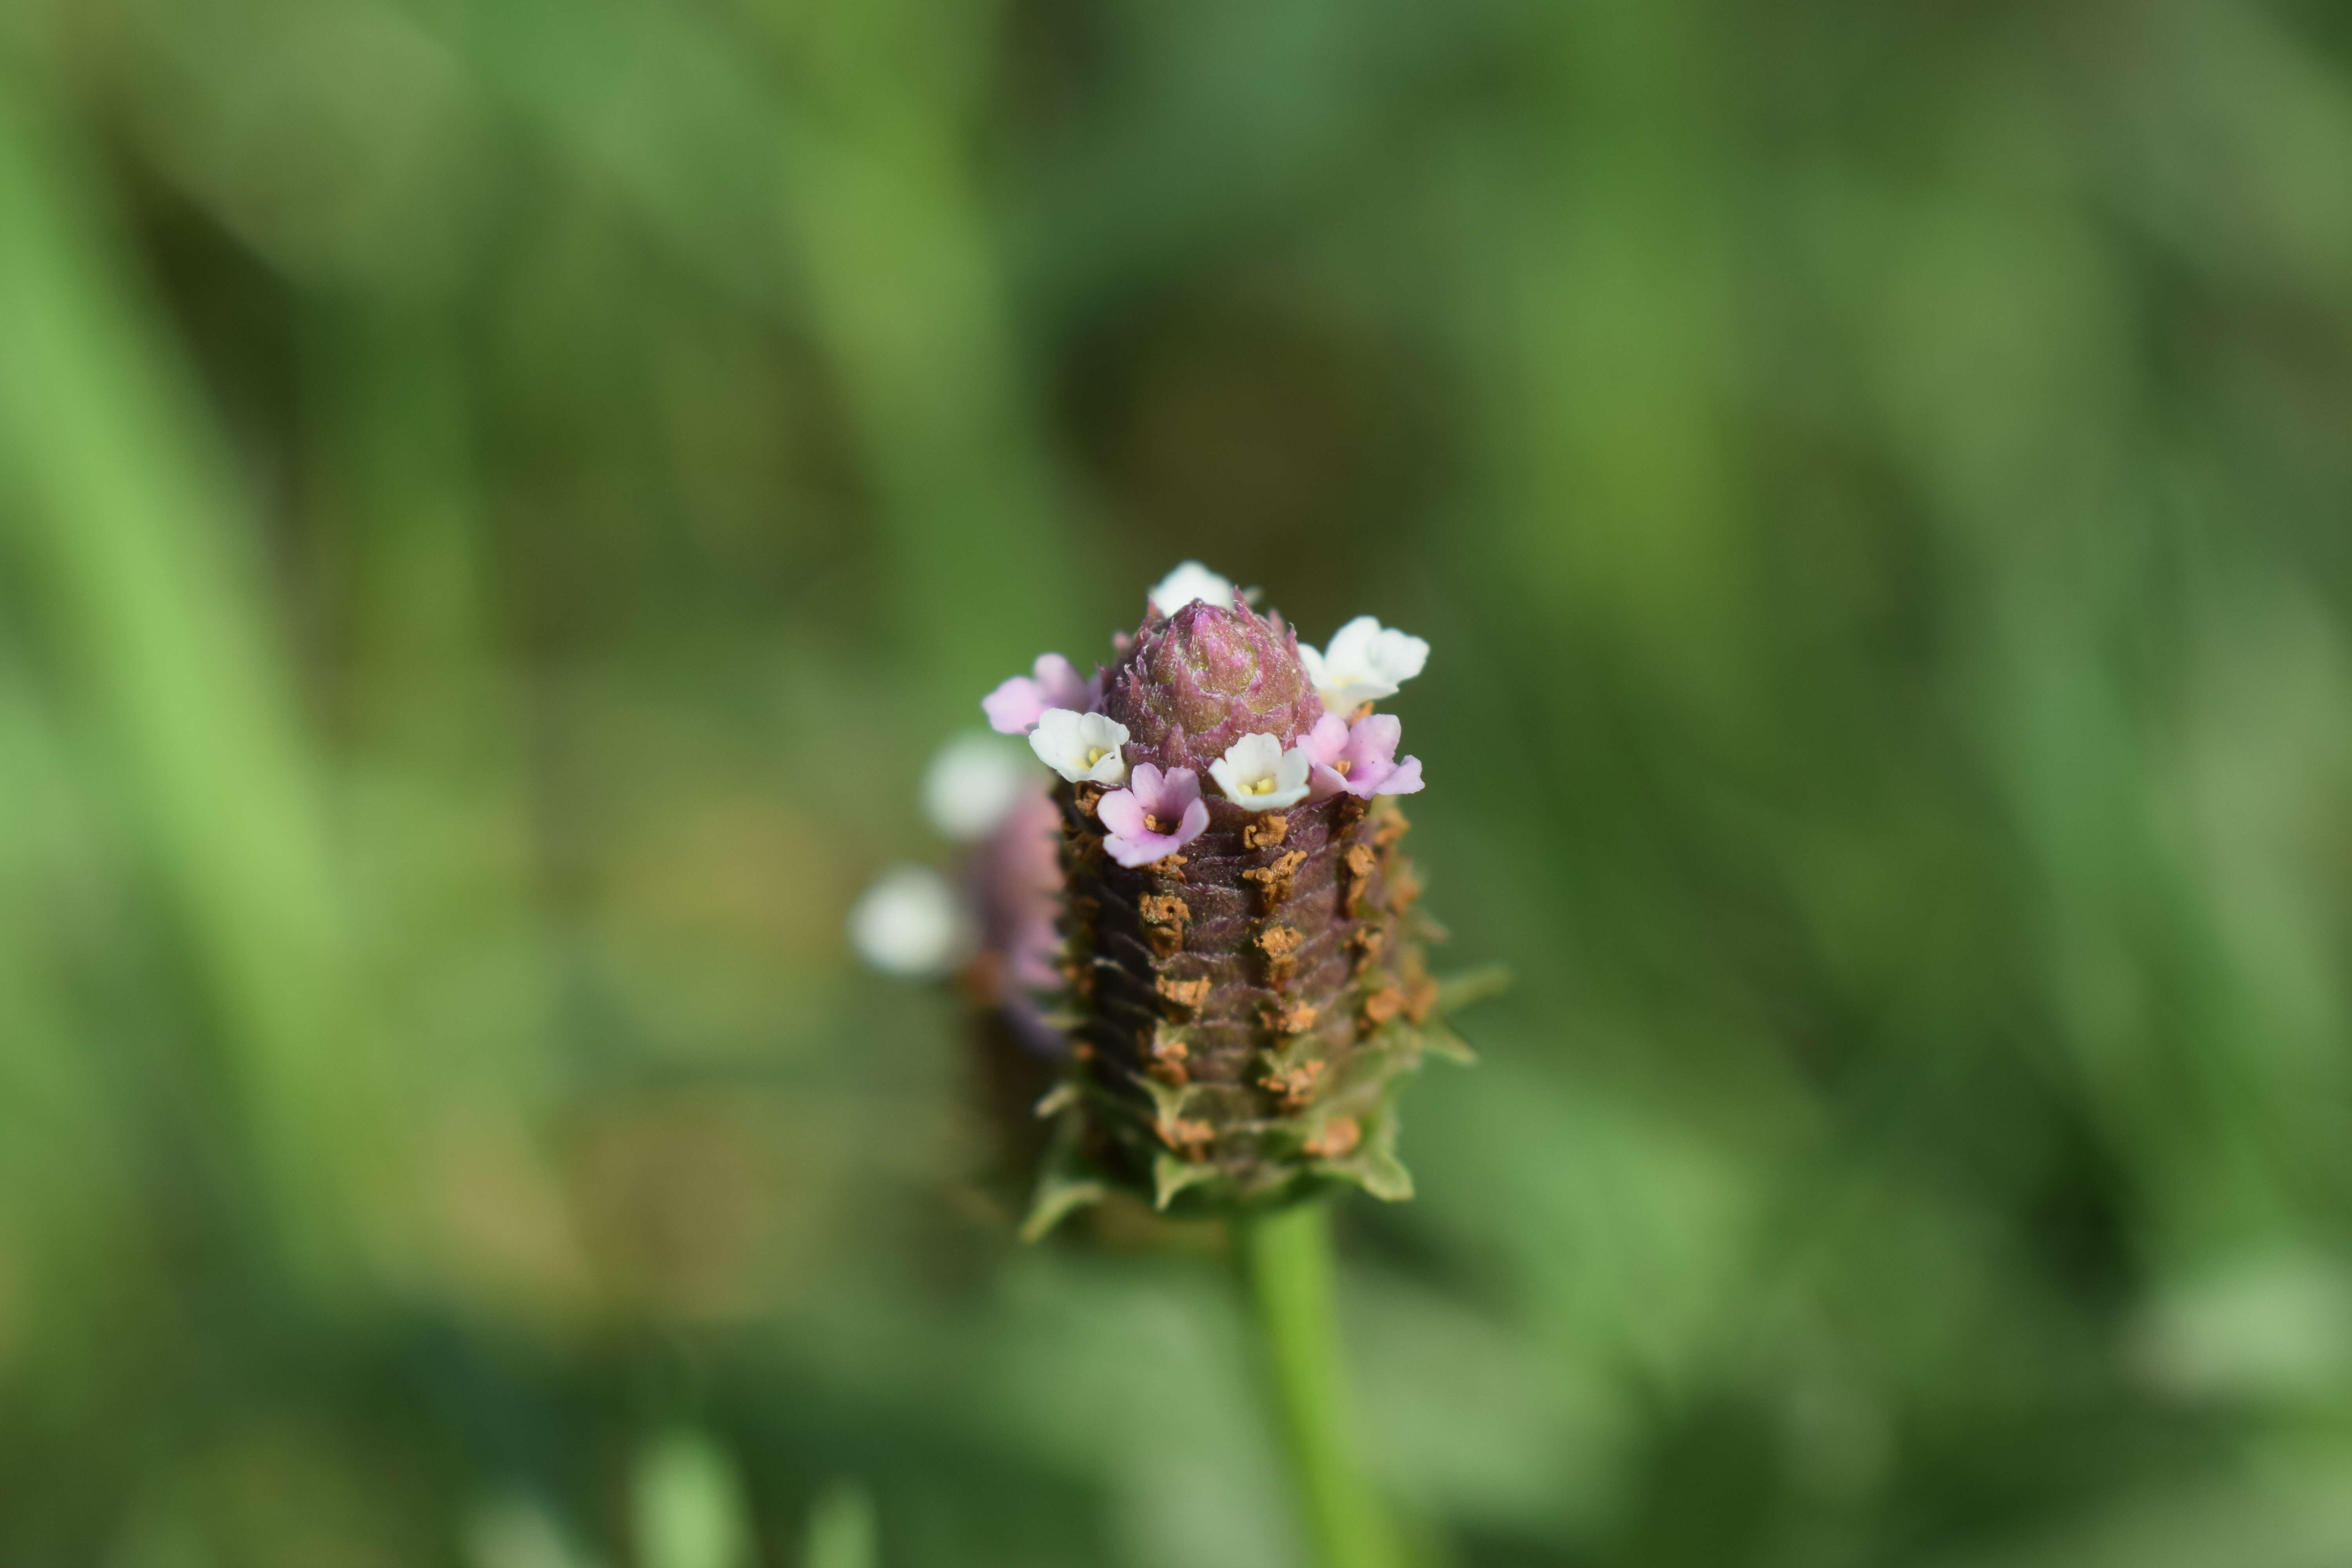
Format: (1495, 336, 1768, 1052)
(922, 732, 1034, 841)
(1149, 560, 1238, 615)
(1029, 708, 1130, 785)
(848, 864, 973, 978)
(1300, 616, 1429, 711)
(1209, 732, 1312, 810)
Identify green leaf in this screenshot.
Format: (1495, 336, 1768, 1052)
(1153, 1152, 1223, 1210)
(1434, 965, 1512, 1015)
(1416, 1021, 1479, 1067)
(1020, 1127, 1111, 1242)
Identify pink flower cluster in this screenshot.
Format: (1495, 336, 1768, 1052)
(1050, 709, 1423, 872)
(981, 656, 1423, 873)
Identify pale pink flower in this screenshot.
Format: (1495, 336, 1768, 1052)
(1311, 713, 1423, 798)
(1097, 765, 1210, 868)
(983, 653, 1101, 735)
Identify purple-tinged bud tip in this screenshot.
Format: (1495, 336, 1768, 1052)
(1100, 601, 1323, 774)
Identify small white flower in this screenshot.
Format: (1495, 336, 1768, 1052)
(1299, 615, 1429, 711)
(848, 864, 973, 978)
(1029, 708, 1131, 785)
(1209, 732, 1312, 810)
(1148, 560, 1238, 615)
(921, 732, 1034, 841)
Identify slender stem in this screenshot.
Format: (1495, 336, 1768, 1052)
(1237, 1201, 1400, 1568)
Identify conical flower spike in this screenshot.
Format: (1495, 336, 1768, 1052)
(996, 570, 1468, 1229)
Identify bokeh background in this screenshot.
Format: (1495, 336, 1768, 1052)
(7, 0, 2352, 1562)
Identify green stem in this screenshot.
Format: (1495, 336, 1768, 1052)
(1237, 1201, 1400, 1568)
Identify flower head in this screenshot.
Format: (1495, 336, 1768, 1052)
(972, 566, 1463, 1226)
(1029, 708, 1130, 785)
(1209, 732, 1312, 810)
(983, 653, 1101, 735)
(1148, 561, 1239, 616)
(1300, 616, 1429, 712)
(1097, 764, 1210, 868)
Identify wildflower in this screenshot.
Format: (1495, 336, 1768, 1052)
(1209, 733, 1313, 811)
(1148, 560, 1239, 615)
(1302, 712, 1423, 799)
(989, 577, 1466, 1229)
(1029, 709, 1130, 785)
(1297, 712, 1352, 799)
(1098, 764, 1211, 867)
(1299, 616, 1429, 712)
(983, 654, 1101, 735)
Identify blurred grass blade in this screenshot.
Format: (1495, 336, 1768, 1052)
(804, 1481, 878, 1568)
(464, 1494, 606, 1568)
(632, 1430, 753, 1568)
(423, 0, 1083, 705)
(0, 79, 396, 1291)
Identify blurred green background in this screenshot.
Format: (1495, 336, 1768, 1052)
(6, 0, 2352, 1562)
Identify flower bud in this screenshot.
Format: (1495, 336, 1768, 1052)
(1101, 601, 1322, 775)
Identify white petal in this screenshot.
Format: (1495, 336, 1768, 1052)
(1074, 713, 1131, 784)
(1254, 748, 1312, 809)
(1316, 676, 1398, 711)
(1230, 732, 1285, 777)
(849, 865, 973, 978)
(1212, 733, 1307, 808)
(1323, 616, 1382, 671)
(1027, 709, 1082, 773)
(1149, 561, 1237, 615)
(1366, 626, 1430, 684)
(922, 733, 1033, 841)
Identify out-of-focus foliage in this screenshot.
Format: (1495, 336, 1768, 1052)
(4, 0, 2352, 1561)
